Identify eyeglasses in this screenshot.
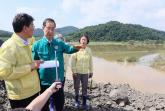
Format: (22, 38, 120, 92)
(30, 23, 35, 28)
(45, 26, 55, 31)
(25, 23, 35, 30)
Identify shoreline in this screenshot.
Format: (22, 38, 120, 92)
(1, 57, 165, 110)
(66, 57, 165, 94)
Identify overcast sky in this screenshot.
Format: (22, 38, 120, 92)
(1, 0, 165, 32)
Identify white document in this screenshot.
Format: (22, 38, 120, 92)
(39, 60, 59, 68)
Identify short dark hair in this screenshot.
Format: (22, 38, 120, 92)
(79, 34, 89, 44)
(12, 13, 34, 33)
(42, 18, 56, 29)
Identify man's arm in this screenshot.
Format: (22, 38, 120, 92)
(61, 40, 82, 54)
(26, 82, 61, 111)
(0, 46, 42, 80)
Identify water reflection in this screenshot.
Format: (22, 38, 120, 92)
(66, 57, 165, 94)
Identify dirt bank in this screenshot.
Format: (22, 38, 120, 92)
(1, 57, 165, 110)
(1, 79, 165, 111)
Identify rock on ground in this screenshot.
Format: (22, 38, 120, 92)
(1, 79, 165, 111)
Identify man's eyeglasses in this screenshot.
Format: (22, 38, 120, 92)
(45, 26, 55, 31)
(30, 23, 35, 28)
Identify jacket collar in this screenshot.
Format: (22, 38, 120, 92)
(42, 36, 56, 45)
(12, 33, 29, 47)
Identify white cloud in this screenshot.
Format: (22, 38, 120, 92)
(76, 0, 113, 27)
(15, 7, 47, 28)
(16, 6, 46, 16)
(153, 8, 165, 19)
(68, 0, 165, 31)
(144, 7, 165, 31)
(16, 7, 37, 14)
(1, 0, 165, 31)
(61, 0, 81, 13)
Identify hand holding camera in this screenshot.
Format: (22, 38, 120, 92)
(48, 81, 62, 94)
(55, 81, 62, 89)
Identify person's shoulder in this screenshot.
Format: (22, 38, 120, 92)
(1, 37, 15, 49)
(53, 38, 63, 42)
(71, 52, 77, 57)
(86, 46, 91, 50)
(32, 39, 43, 50)
(52, 38, 65, 45)
(33, 38, 45, 45)
(36, 37, 45, 42)
(28, 36, 35, 45)
(86, 47, 92, 54)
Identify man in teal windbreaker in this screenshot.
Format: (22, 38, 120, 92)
(32, 18, 81, 111)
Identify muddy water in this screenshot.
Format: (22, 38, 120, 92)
(66, 57, 165, 94)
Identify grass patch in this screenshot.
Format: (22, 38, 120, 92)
(151, 54, 165, 72)
(89, 43, 165, 63)
(89, 42, 165, 72)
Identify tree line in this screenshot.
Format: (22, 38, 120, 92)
(1, 21, 165, 42)
(67, 21, 165, 42)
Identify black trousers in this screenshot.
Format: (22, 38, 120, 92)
(41, 84, 64, 111)
(9, 93, 39, 109)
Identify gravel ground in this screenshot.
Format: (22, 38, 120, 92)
(1, 79, 165, 111)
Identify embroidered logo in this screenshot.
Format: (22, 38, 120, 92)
(55, 45, 58, 50)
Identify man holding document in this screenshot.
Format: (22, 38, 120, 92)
(0, 13, 42, 109)
(32, 18, 81, 111)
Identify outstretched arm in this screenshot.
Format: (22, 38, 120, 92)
(26, 82, 61, 111)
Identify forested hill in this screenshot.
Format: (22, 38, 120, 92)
(56, 26, 79, 36)
(1, 21, 165, 42)
(0, 30, 12, 37)
(0, 26, 79, 38)
(68, 21, 165, 42)
(33, 26, 79, 37)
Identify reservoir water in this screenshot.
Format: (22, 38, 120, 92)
(66, 57, 165, 94)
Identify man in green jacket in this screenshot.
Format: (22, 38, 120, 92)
(0, 13, 42, 109)
(32, 18, 81, 111)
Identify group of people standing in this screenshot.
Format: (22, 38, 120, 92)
(0, 13, 93, 111)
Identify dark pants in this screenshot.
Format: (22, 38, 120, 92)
(63, 77, 65, 87)
(9, 93, 39, 109)
(73, 74, 88, 96)
(41, 84, 64, 111)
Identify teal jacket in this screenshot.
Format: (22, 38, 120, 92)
(32, 37, 77, 86)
